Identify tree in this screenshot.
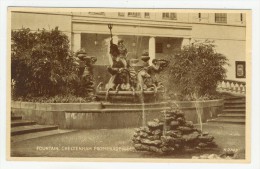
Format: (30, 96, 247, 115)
(11, 27, 79, 98)
(167, 40, 229, 100)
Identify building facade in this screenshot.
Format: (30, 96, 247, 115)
(11, 10, 247, 81)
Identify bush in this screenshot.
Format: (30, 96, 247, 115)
(11, 27, 80, 98)
(13, 94, 92, 103)
(167, 40, 229, 99)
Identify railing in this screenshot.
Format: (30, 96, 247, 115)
(217, 79, 246, 95)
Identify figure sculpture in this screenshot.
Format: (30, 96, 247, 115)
(106, 39, 132, 92)
(137, 58, 169, 91)
(76, 50, 97, 97)
(100, 24, 169, 102)
(105, 38, 169, 93)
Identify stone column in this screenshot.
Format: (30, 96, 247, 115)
(149, 36, 156, 65)
(72, 33, 81, 52)
(181, 38, 191, 48)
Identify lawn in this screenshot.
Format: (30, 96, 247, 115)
(11, 123, 245, 159)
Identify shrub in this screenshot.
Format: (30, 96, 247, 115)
(167, 40, 229, 99)
(11, 27, 79, 98)
(13, 94, 92, 103)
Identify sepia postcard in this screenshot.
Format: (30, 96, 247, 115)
(7, 7, 251, 163)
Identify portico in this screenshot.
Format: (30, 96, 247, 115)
(71, 16, 192, 65)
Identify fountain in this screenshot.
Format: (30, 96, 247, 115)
(96, 24, 169, 103)
(93, 24, 171, 127)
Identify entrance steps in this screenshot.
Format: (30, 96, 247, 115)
(207, 96, 246, 124)
(11, 113, 59, 137)
(11, 116, 22, 121)
(11, 120, 36, 127)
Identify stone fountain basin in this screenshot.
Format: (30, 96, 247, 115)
(96, 90, 165, 102)
(11, 100, 223, 129)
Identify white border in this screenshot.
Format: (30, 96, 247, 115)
(1, 0, 259, 169)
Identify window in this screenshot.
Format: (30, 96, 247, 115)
(198, 13, 202, 21)
(162, 13, 177, 20)
(215, 13, 227, 23)
(118, 12, 125, 17)
(144, 12, 150, 18)
(156, 43, 163, 53)
(240, 13, 245, 22)
(128, 12, 141, 17)
(198, 13, 201, 19)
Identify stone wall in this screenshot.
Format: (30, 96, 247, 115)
(11, 100, 223, 129)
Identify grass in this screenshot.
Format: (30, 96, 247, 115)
(11, 123, 245, 159)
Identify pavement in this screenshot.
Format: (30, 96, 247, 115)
(11, 123, 245, 159)
(11, 129, 76, 143)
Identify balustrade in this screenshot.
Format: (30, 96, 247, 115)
(217, 79, 246, 95)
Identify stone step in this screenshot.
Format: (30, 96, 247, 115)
(224, 104, 245, 109)
(11, 116, 22, 121)
(207, 118, 245, 124)
(224, 97, 245, 101)
(218, 113, 245, 119)
(11, 125, 58, 136)
(11, 129, 75, 143)
(224, 100, 246, 104)
(224, 107, 245, 111)
(207, 96, 246, 125)
(11, 120, 36, 127)
(223, 109, 245, 113)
